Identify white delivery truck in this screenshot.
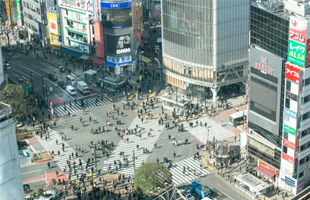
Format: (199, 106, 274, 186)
(77, 81, 89, 95)
(66, 85, 76, 96)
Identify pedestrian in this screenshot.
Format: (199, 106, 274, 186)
(47, 162, 51, 169)
(56, 170, 58, 178)
(56, 139, 58, 145)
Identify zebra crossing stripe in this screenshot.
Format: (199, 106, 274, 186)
(53, 97, 111, 117)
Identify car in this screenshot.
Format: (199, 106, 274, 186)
(48, 73, 58, 81)
(3, 62, 11, 70)
(59, 66, 65, 72)
(58, 80, 66, 89)
(37, 189, 63, 200)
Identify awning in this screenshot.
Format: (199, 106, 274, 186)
(118, 61, 133, 67)
(254, 165, 276, 179)
(94, 58, 105, 65)
(104, 61, 116, 68)
(80, 55, 90, 60)
(58, 47, 83, 58)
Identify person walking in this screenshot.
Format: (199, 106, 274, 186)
(47, 162, 51, 169)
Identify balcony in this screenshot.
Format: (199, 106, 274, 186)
(66, 36, 88, 45)
(64, 16, 87, 25)
(65, 26, 87, 36)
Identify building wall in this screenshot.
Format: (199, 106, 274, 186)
(0, 114, 24, 200)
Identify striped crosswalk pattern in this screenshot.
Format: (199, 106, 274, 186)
(102, 116, 164, 175)
(35, 130, 87, 181)
(53, 97, 110, 117)
(184, 117, 234, 144)
(169, 157, 210, 186)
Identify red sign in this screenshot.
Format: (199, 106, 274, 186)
(258, 161, 276, 174)
(255, 56, 273, 75)
(94, 22, 105, 59)
(283, 138, 295, 150)
(286, 63, 300, 83)
(289, 16, 309, 45)
(137, 5, 141, 42)
(282, 152, 294, 164)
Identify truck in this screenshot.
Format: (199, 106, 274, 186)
(189, 181, 211, 199)
(77, 81, 89, 95)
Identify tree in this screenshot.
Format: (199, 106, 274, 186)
(134, 163, 172, 196)
(0, 84, 28, 121)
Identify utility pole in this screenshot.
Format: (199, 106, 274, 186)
(31, 72, 33, 93)
(133, 150, 135, 170)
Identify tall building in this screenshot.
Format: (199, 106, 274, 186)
(101, 0, 142, 75)
(247, 0, 289, 183)
(22, 0, 55, 45)
(0, 103, 24, 199)
(161, 0, 249, 101)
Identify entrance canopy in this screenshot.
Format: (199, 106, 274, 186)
(254, 165, 276, 179)
(235, 173, 270, 193)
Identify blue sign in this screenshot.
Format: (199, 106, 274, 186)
(101, 2, 131, 9)
(108, 26, 125, 29)
(285, 176, 295, 185)
(285, 108, 297, 119)
(107, 56, 132, 64)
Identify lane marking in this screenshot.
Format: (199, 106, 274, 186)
(21, 169, 42, 175)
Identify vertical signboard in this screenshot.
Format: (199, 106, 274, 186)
(5, 0, 10, 24)
(94, 22, 105, 59)
(93, 0, 101, 22)
(47, 9, 60, 46)
(288, 16, 310, 67)
(9, 0, 17, 25)
(16, 0, 21, 26)
(137, 5, 141, 42)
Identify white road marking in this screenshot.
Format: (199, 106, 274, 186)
(21, 169, 42, 175)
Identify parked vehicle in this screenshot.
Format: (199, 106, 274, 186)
(48, 73, 58, 81)
(229, 110, 247, 127)
(77, 81, 89, 95)
(59, 66, 65, 72)
(66, 85, 76, 96)
(3, 62, 11, 70)
(66, 75, 76, 85)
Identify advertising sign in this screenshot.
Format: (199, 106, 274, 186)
(284, 124, 296, 136)
(101, 2, 131, 9)
(47, 9, 60, 46)
(93, 0, 101, 22)
(59, 0, 92, 13)
(288, 40, 309, 67)
(286, 63, 301, 83)
(141, 55, 151, 63)
(16, 0, 21, 26)
(258, 161, 276, 174)
(170, 7, 177, 30)
(101, 7, 132, 28)
(283, 138, 295, 149)
(5, 0, 10, 19)
(94, 22, 104, 59)
(289, 16, 310, 45)
(107, 35, 131, 55)
(282, 152, 294, 164)
(285, 176, 295, 185)
(107, 55, 132, 63)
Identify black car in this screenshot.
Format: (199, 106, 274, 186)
(48, 73, 58, 81)
(58, 80, 66, 89)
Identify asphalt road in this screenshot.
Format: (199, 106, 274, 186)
(5, 52, 93, 103)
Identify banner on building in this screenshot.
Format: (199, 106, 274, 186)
(107, 34, 131, 55)
(94, 22, 105, 59)
(47, 9, 60, 46)
(93, 0, 101, 22)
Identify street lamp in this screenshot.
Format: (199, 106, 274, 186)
(133, 150, 136, 170)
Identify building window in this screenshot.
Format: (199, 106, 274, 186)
(283, 146, 288, 154)
(298, 171, 304, 178)
(300, 158, 305, 166)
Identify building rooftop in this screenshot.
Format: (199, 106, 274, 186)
(0, 102, 11, 120)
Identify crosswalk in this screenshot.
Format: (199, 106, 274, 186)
(102, 116, 165, 175)
(169, 157, 210, 186)
(53, 97, 110, 117)
(184, 117, 234, 144)
(35, 130, 87, 181)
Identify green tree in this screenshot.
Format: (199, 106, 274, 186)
(134, 163, 172, 196)
(0, 84, 27, 121)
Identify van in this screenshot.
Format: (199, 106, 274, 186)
(66, 75, 76, 85)
(77, 81, 89, 95)
(66, 85, 76, 96)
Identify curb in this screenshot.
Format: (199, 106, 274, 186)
(202, 151, 215, 171)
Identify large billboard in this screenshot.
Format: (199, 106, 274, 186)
(47, 9, 60, 46)
(285, 63, 301, 83)
(101, 2, 132, 29)
(107, 35, 131, 55)
(16, 0, 21, 26)
(288, 16, 310, 67)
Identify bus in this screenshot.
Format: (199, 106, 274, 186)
(229, 111, 247, 127)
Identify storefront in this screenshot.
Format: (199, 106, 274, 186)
(254, 160, 277, 183)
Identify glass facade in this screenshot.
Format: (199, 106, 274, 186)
(250, 4, 289, 59)
(162, 0, 249, 94)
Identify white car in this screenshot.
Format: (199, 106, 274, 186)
(3, 63, 11, 70)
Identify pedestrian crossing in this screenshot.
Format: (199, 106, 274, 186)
(102, 116, 165, 175)
(34, 130, 87, 181)
(184, 117, 234, 144)
(53, 97, 110, 117)
(169, 157, 210, 186)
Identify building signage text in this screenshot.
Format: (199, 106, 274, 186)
(284, 124, 296, 136)
(285, 63, 300, 83)
(255, 56, 273, 75)
(282, 152, 294, 164)
(259, 161, 276, 174)
(100, 2, 131, 9)
(283, 138, 295, 150)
